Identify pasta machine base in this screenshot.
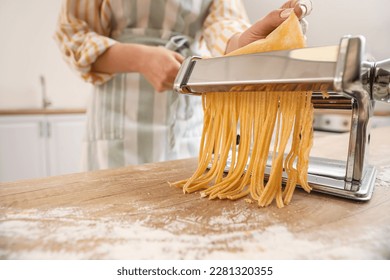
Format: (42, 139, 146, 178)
(223, 156, 377, 201)
(302, 159, 377, 201)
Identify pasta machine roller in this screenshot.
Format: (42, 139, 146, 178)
(174, 35, 390, 201)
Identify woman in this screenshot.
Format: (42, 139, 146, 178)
(55, 0, 306, 170)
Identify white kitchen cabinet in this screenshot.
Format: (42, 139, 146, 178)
(0, 113, 86, 182)
(45, 114, 86, 177)
(0, 115, 47, 182)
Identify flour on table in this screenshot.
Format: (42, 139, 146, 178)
(1, 206, 388, 259)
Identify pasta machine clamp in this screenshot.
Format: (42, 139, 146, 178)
(174, 35, 390, 201)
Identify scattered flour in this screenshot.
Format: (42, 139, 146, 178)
(1, 206, 388, 260)
(377, 165, 390, 182)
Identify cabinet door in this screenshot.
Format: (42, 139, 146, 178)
(46, 114, 86, 176)
(0, 116, 47, 182)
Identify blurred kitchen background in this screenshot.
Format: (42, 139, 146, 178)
(1, 0, 390, 182)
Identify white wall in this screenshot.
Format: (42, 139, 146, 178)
(243, 0, 390, 60)
(0, 0, 389, 110)
(0, 0, 91, 110)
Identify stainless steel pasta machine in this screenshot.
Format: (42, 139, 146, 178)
(174, 35, 390, 201)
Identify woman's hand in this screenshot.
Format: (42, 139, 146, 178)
(138, 46, 184, 92)
(226, 0, 311, 53)
(92, 43, 184, 92)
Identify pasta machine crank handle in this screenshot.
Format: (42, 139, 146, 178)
(368, 59, 390, 103)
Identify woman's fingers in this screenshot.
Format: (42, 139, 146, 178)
(237, 0, 312, 49)
(142, 47, 184, 93)
(238, 8, 288, 47)
(281, 0, 312, 19)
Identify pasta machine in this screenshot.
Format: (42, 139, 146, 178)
(174, 35, 390, 201)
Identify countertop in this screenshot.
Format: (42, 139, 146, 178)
(0, 127, 390, 259)
(0, 108, 86, 115)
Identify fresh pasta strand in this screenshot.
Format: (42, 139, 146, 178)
(171, 13, 315, 207)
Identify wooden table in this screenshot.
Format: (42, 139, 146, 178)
(0, 108, 86, 115)
(1, 127, 390, 260)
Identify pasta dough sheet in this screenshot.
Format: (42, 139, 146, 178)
(173, 13, 313, 208)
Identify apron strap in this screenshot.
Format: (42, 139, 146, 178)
(164, 35, 192, 56)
